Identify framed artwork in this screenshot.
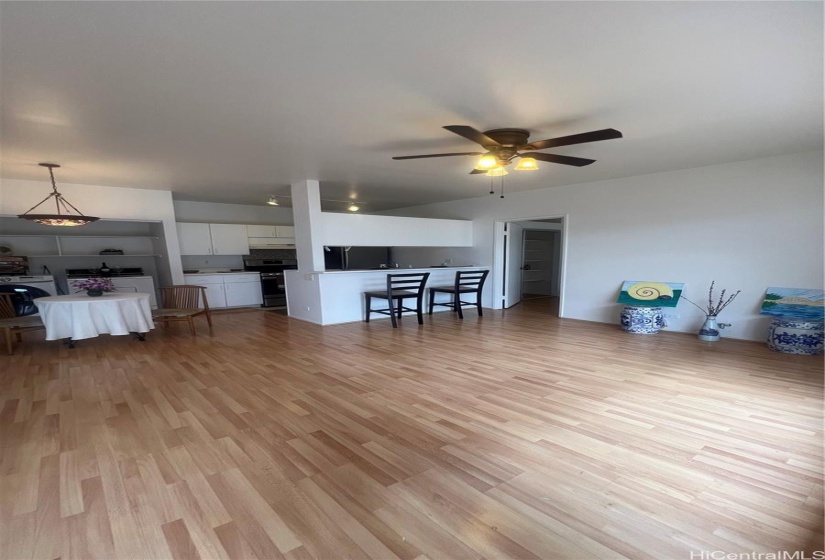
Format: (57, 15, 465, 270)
(760, 287, 824, 320)
(616, 281, 684, 308)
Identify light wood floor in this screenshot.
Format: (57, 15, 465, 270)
(1, 301, 823, 559)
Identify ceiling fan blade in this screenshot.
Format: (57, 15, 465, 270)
(443, 125, 501, 148)
(525, 152, 596, 167)
(525, 128, 623, 150)
(469, 169, 487, 175)
(393, 151, 482, 160)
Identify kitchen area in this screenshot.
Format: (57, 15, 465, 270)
(2, 191, 480, 324)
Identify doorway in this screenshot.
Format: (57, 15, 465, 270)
(493, 216, 566, 316)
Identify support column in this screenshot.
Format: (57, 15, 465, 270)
(290, 179, 325, 272)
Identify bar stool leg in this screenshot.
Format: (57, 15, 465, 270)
(365, 294, 371, 323)
(390, 297, 398, 328)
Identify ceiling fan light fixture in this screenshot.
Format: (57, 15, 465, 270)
(474, 153, 498, 170)
(514, 157, 539, 171)
(486, 166, 509, 177)
(266, 196, 279, 206)
(18, 163, 100, 227)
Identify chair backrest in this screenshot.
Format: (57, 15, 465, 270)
(0, 284, 50, 316)
(159, 285, 209, 309)
(455, 269, 489, 292)
(387, 272, 430, 296)
(0, 293, 17, 319)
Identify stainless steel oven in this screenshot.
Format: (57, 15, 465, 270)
(243, 260, 297, 307)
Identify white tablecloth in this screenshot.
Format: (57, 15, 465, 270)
(33, 293, 154, 341)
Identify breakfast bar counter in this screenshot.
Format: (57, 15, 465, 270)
(285, 266, 490, 325)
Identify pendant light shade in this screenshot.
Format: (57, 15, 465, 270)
(17, 163, 99, 226)
(514, 157, 539, 171)
(486, 166, 509, 177)
(474, 153, 498, 170)
(267, 196, 279, 206)
(347, 203, 360, 212)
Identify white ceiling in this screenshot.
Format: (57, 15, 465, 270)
(1, 2, 822, 212)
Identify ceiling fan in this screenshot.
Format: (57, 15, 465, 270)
(392, 125, 623, 174)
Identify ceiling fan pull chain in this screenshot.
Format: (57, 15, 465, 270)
(500, 175, 505, 199)
(489, 176, 494, 195)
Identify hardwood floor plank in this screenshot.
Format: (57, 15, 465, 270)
(1, 301, 821, 559)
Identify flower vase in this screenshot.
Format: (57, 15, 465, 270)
(698, 315, 720, 341)
(86, 289, 103, 297)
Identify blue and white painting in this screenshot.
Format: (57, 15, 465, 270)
(760, 287, 825, 321)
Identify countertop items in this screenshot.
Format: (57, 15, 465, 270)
(183, 268, 251, 274)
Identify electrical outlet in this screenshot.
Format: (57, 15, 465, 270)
(303, 306, 310, 311)
(304, 274, 313, 281)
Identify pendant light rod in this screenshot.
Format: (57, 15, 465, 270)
(17, 163, 100, 226)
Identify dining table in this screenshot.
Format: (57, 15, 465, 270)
(33, 292, 154, 347)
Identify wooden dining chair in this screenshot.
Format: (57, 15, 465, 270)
(364, 272, 430, 328)
(428, 269, 490, 319)
(152, 285, 212, 336)
(0, 293, 45, 355)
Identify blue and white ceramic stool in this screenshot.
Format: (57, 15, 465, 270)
(620, 306, 664, 334)
(767, 318, 824, 355)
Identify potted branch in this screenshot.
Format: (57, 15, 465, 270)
(681, 281, 741, 341)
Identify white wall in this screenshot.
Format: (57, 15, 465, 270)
(320, 213, 473, 247)
(378, 151, 824, 341)
(0, 178, 185, 284)
(173, 200, 293, 225)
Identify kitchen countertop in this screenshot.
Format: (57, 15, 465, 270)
(314, 266, 483, 275)
(183, 271, 259, 275)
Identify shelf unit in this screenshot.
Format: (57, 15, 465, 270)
(0, 234, 162, 257)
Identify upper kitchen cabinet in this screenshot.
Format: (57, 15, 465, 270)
(177, 223, 250, 255)
(247, 224, 295, 248)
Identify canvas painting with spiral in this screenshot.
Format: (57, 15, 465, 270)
(617, 281, 685, 308)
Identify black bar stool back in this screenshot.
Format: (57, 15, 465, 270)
(365, 272, 430, 328)
(428, 269, 489, 319)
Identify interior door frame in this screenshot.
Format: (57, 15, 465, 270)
(492, 213, 569, 315)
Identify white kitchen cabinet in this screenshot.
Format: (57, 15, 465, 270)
(247, 225, 276, 238)
(184, 273, 262, 308)
(224, 274, 263, 307)
(275, 226, 295, 238)
(177, 223, 250, 255)
(246, 224, 295, 248)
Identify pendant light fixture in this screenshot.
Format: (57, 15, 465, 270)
(17, 163, 99, 226)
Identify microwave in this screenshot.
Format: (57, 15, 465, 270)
(0, 256, 29, 275)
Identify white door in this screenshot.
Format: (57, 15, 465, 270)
(209, 224, 250, 255)
(503, 222, 525, 308)
(177, 223, 213, 255)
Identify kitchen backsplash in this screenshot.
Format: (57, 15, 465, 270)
(246, 248, 297, 261)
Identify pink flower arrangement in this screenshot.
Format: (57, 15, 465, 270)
(71, 278, 116, 292)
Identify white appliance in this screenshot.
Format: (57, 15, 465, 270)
(0, 275, 58, 296)
(69, 275, 158, 308)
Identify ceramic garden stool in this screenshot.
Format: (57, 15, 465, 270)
(767, 318, 824, 355)
(620, 305, 664, 334)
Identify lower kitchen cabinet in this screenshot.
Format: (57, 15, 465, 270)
(183, 273, 262, 308)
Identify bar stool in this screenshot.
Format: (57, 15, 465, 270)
(428, 269, 489, 319)
(364, 272, 430, 328)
